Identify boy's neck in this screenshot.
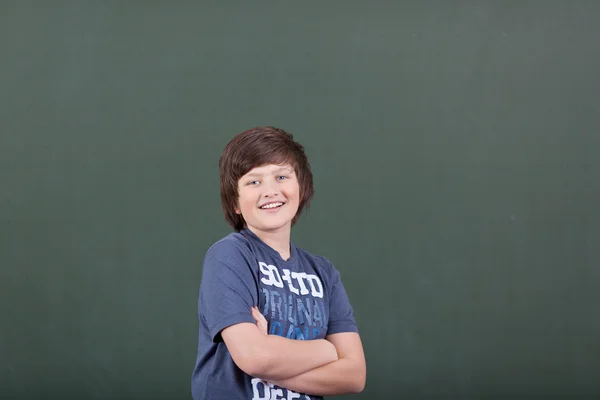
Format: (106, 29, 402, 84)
(248, 226, 292, 261)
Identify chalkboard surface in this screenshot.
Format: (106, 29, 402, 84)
(2, 2, 599, 399)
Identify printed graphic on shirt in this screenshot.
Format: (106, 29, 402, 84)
(258, 261, 328, 340)
(251, 378, 311, 400)
(251, 261, 327, 399)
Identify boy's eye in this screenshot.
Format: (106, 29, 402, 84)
(277, 175, 287, 180)
(247, 180, 259, 185)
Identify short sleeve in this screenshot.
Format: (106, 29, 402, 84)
(327, 264, 359, 335)
(199, 240, 258, 342)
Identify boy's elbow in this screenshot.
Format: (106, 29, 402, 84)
(349, 373, 366, 394)
(222, 323, 272, 378)
(238, 359, 264, 378)
(244, 347, 285, 380)
(233, 345, 270, 377)
(352, 376, 366, 394)
(349, 362, 366, 393)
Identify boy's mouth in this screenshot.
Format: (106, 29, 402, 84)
(259, 201, 284, 210)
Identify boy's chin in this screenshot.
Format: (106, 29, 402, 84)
(256, 220, 293, 232)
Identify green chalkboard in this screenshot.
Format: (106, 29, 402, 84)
(2, 1, 599, 399)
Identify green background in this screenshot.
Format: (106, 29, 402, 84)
(2, 1, 599, 399)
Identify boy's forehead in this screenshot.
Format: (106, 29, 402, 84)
(243, 163, 295, 176)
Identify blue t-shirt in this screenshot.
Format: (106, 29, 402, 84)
(191, 228, 358, 400)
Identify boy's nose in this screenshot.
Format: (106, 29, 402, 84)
(263, 189, 279, 197)
(262, 182, 279, 197)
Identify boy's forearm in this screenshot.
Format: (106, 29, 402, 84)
(269, 356, 366, 396)
(253, 335, 338, 381)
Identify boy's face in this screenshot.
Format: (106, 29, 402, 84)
(235, 163, 300, 236)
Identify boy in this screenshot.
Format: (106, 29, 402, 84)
(191, 127, 366, 399)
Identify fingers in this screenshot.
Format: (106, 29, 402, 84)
(252, 306, 264, 322)
(251, 306, 268, 335)
(251, 306, 261, 319)
(254, 307, 267, 322)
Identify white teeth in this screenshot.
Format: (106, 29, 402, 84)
(261, 202, 283, 209)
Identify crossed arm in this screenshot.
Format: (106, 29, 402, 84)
(268, 331, 366, 395)
(221, 307, 366, 396)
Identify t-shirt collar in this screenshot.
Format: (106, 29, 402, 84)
(240, 228, 297, 264)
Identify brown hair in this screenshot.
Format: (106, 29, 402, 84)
(219, 126, 314, 231)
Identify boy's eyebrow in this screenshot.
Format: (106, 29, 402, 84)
(274, 167, 294, 174)
(244, 167, 294, 178)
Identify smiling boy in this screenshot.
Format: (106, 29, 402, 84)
(191, 126, 366, 399)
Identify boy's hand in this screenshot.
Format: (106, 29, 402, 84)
(251, 306, 268, 335)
